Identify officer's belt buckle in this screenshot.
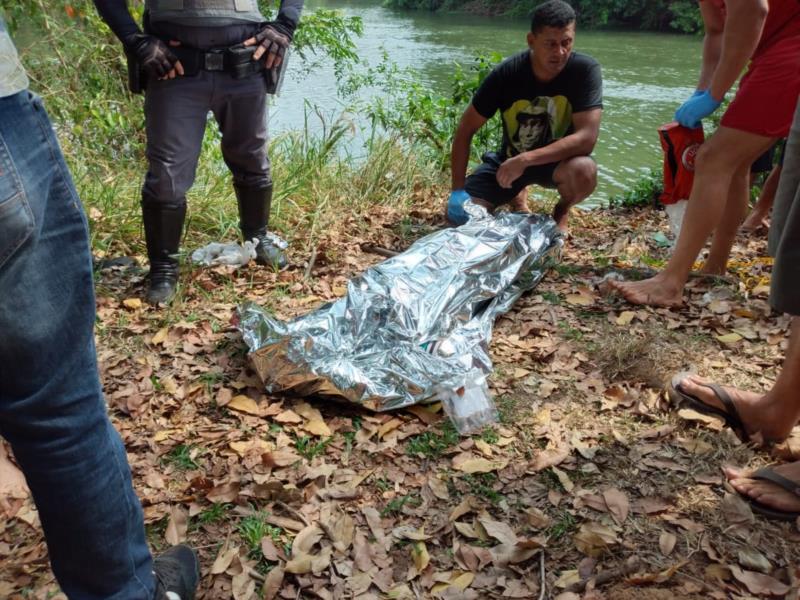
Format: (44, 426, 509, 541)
(203, 51, 225, 71)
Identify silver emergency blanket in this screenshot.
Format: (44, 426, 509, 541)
(238, 206, 562, 412)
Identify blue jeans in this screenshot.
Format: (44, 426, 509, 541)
(0, 91, 154, 599)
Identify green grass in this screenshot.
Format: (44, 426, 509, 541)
(295, 435, 333, 461)
(461, 473, 503, 504)
(238, 511, 283, 572)
(380, 494, 421, 517)
(546, 510, 577, 541)
(405, 422, 459, 458)
(476, 427, 499, 444)
(373, 477, 392, 492)
(541, 291, 562, 305)
(540, 468, 565, 492)
(197, 503, 233, 525)
(557, 322, 584, 342)
(239, 513, 282, 549)
(161, 444, 201, 471)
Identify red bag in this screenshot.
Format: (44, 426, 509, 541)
(658, 123, 704, 205)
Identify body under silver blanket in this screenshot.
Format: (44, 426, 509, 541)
(238, 208, 563, 412)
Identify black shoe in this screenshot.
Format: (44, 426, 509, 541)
(235, 183, 288, 269)
(142, 196, 186, 305)
(146, 261, 179, 304)
(153, 544, 199, 600)
(251, 233, 287, 269)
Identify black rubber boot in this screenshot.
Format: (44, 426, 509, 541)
(235, 183, 288, 269)
(142, 195, 185, 305)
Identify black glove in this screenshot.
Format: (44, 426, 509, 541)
(252, 23, 291, 67)
(124, 33, 179, 79)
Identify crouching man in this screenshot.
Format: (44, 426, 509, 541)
(447, 0, 603, 230)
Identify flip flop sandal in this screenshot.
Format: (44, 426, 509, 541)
(669, 372, 750, 443)
(740, 466, 800, 521)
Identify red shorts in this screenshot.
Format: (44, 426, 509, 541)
(722, 35, 800, 138)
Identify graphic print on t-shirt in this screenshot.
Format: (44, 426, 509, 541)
(503, 96, 572, 155)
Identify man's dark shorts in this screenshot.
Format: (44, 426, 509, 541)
(464, 152, 560, 207)
(769, 102, 800, 316)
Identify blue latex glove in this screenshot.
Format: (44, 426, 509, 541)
(674, 89, 722, 128)
(447, 189, 471, 225)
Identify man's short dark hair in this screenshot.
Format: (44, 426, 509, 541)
(530, 1, 576, 33)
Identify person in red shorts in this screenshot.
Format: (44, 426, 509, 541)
(611, 0, 800, 307)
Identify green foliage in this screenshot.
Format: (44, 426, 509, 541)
(295, 435, 333, 461)
(161, 444, 201, 471)
(380, 494, 421, 516)
(347, 51, 504, 170)
(608, 168, 662, 209)
(381, 0, 704, 33)
(405, 421, 460, 458)
(238, 511, 282, 566)
(7, 0, 432, 258)
(197, 503, 234, 525)
(547, 510, 577, 540)
(461, 473, 503, 504)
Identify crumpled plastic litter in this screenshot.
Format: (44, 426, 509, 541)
(237, 203, 563, 433)
(191, 240, 258, 267)
(192, 233, 289, 267)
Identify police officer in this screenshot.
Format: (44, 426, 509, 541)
(94, 0, 303, 303)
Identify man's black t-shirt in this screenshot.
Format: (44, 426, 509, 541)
(472, 50, 603, 159)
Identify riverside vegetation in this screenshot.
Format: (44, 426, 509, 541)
(383, 0, 705, 34)
(1, 2, 799, 599)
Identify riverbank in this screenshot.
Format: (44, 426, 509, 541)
(382, 0, 703, 33)
(2, 190, 798, 598)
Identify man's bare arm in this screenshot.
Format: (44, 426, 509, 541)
(451, 105, 488, 189)
(709, 0, 768, 100)
(697, 1, 725, 90)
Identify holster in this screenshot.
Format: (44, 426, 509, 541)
(264, 47, 289, 96)
(125, 48, 147, 94)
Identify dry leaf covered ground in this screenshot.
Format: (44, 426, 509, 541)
(2, 195, 799, 599)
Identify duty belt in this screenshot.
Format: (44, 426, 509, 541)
(170, 44, 265, 79)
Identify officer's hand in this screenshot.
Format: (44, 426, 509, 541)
(446, 189, 471, 225)
(126, 33, 184, 80)
(674, 89, 722, 129)
(244, 23, 290, 70)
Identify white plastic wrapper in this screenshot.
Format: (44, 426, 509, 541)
(192, 234, 288, 267)
(665, 199, 688, 240)
(191, 240, 257, 267)
(436, 374, 497, 434)
(237, 204, 562, 429)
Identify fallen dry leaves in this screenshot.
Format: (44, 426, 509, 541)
(1, 201, 799, 599)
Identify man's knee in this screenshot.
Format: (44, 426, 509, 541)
(557, 157, 597, 198)
(574, 157, 598, 189)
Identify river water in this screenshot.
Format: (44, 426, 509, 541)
(272, 0, 702, 203)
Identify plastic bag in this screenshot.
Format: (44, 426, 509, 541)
(665, 199, 688, 239)
(436, 374, 498, 434)
(191, 240, 257, 267)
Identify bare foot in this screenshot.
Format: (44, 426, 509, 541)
(724, 461, 800, 515)
(741, 212, 769, 234)
(676, 375, 798, 442)
(699, 262, 727, 276)
(608, 274, 683, 307)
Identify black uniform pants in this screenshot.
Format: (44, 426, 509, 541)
(142, 66, 270, 203)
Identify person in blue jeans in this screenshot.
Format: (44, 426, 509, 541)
(0, 19, 198, 599)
